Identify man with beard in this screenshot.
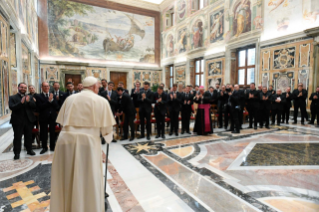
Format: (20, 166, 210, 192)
(260, 86, 271, 128)
(282, 87, 292, 124)
(99, 79, 108, 94)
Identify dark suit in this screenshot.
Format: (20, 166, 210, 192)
(123, 89, 129, 95)
(131, 88, 141, 108)
(181, 92, 193, 133)
(101, 90, 118, 115)
(229, 90, 241, 132)
(217, 91, 229, 128)
(260, 92, 271, 127)
(63, 90, 76, 102)
(154, 92, 168, 136)
(282, 92, 292, 123)
(309, 92, 319, 124)
(292, 89, 307, 123)
(168, 91, 182, 134)
(138, 89, 153, 137)
(271, 94, 286, 125)
(118, 93, 136, 138)
(238, 89, 246, 127)
(35, 93, 59, 150)
(52, 90, 65, 109)
(99, 86, 108, 95)
(9, 94, 36, 155)
(246, 89, 260, 128)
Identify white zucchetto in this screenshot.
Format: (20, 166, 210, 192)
(82, 76, 98, 87)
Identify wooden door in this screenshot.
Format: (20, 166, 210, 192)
(110, 72, 127, 89)
(65, 74, 82, 89)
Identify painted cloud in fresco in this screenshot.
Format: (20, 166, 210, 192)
(47, 0, 155, 63)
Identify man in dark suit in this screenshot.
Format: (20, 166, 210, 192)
(282, 87, 292, 124)
(154, 86, 168, 138)
(217, 85, 229, 129)
(63, 82, 76, 101)
(169, 84, 182, 136)
(238, 86, 247, 129)
(36, 82, 60, 154)
(229, 84, 241, 133)
(99, 79, 108, 94)
(181, 85, 193, 134)
(292, 83, 307, 124)
(131, 81, 141, 109)
(100, 81, 118, 142)
(246, 83, 260, 129)
(271, 89, 286, 126)
(52, 82, 65, 108)
(118, 81, 129, 94)
(76, 83, 83, 93)
(28, 85, 38, 144)
(267, 85, 276, 124)
(309, 86, 319, 125)
(9, 83, 36, 160)
(259, 86, 271, 128)
(138, 81, 153, 140)
(116, 87, 136, 141)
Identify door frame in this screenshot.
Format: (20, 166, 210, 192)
(107, 68, 133, 91)
(59, 69, 85, 90)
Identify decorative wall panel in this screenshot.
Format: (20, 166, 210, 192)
(86, 67, 107, 80)
(206, 57, 224, 88)
(262, 51, 270, 71)
(10, 33, 17, 68)
(22, 43, 30, 74)
(10, 69, 18, 95)
(132, 70, 162, 87)
(273, 47, 295, 69)
(299, 43, 311, 67)
(175, 65, 186, 85)
(262, 73, 269, 87)
(2, 60, 9, 115)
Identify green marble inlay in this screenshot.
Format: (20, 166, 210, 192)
(241, 143, 319, 166)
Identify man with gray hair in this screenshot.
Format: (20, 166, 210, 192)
(271, 89, 286, 126)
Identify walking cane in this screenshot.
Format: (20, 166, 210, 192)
(104, 143, 110, 210)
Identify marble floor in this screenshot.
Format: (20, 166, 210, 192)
(0, 120, 319, 212)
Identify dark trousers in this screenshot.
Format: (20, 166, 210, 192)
(181, 109, 191, 132)
(155, 112, 165, 136)
(310, 108, 319, 124)
(294, 102, 306, 123)
(170, 111, 179, 134)
(248, 107, 259, 127)
(218, 106, 228, 128)
(139, 110, 151, 137)
(282, 106, 290, 123)
(272, 109, 282, 125)
(260, 108, 270, 127)
(230, 109, 240, 132)
(239, 103, 245, 127)
(123, 114, 135, 138)
(40, 117, 56, 150)
(12, 121, 33, 155)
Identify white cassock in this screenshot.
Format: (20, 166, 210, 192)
(50, 89, 116, 212)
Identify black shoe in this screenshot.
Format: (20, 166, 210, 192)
(254, 127, 257, 130)
(232, 131, 240, 134)
(27, 150, 36, 156)
(169, 132, 173, 136)
(248, 126, 253, 129)
(227, 129, 232, 132)
(129, 137, 134, 141)
(281, 121, 284, 123)
(14, 154, 20, 160)
(138, 136, 145, 139)
(40, 148, 48, 154)
(292, 122, 297, 124)
(175, 133, 178, 136)
(155, 135, 160, 138)
(260, 126, 263, 128)
(265, 126, 270, 129)
(181, 131, 184, 134)
(112, 139, 117, 143)
(120, 137, 128, 141)
(101, 139, 106, 144)
(162, 135, 165, 139)
(146, 136, 150, 140)
(186, 131, 191, 134)
(286, 122, 289, 124)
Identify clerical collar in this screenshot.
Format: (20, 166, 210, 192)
(19, 92, 25, 97)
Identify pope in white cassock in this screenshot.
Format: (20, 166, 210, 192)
(50, 76, 116, 212)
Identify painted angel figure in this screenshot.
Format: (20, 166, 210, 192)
(234, 0, 251, 37)
(210, 12, 223, 41)
(192, 21, 203, 48)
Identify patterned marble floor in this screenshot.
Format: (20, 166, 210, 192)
(0, 122, 319, 212)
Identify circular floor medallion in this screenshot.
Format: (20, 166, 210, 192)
(0, 159, 33, 173)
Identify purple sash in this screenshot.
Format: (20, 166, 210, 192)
(198, 104, 211, 132)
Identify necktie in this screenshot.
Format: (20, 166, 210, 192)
(46, 93, 49, 100)
(109, 91, 111, 97)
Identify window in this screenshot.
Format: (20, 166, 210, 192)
(165, 8, 175, 28)
(236, 47, 256, 87)
(169, 65, 174, 89)
(171, 12, 175, 27)
(192, 0, 205, 12)
(193, 58, 204, 86)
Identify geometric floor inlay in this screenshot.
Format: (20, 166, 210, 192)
(241, 143, 319, 166)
